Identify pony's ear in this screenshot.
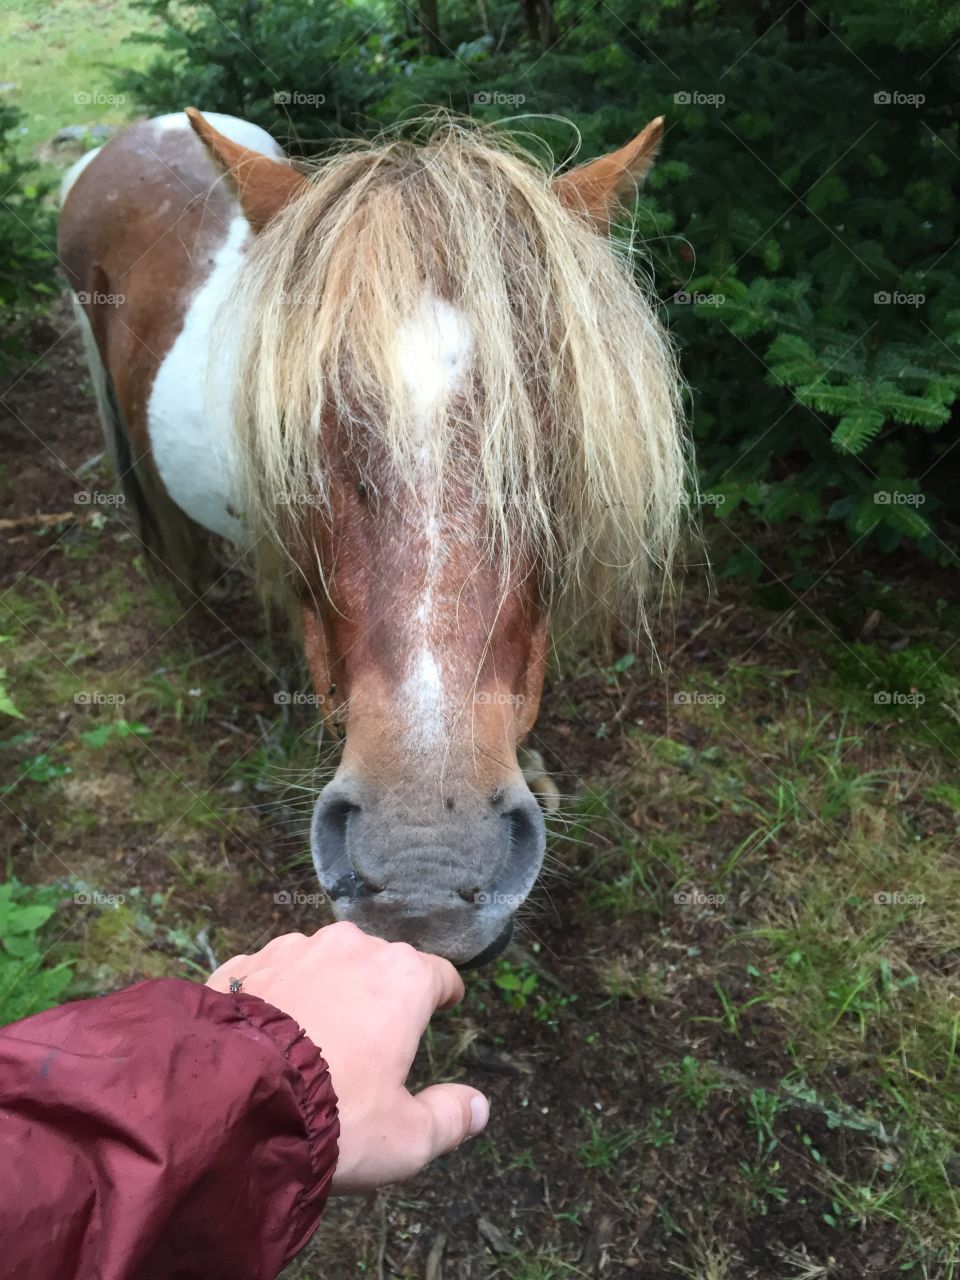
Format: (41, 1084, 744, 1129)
(185, 107, 307, 232)
(553, 117, 664, 229)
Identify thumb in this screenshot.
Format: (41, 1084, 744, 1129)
(413, 1084, 490, 1162)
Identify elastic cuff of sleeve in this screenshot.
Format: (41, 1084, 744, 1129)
(231, 991, 341, 1238)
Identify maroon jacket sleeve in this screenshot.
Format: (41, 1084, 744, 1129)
(0, 977, 339, 1280)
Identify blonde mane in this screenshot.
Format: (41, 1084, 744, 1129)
(228, 115, 690, 637)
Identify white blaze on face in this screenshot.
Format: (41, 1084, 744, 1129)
(392, 296, 475, 746)
(393, 296, 474, 436)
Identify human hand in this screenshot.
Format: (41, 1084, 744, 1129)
(207, 921, 489, 1193)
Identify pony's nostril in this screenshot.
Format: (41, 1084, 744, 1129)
(331, 870, 383, 899)
(504, 803, 536, 853)
(312, 793, 384, 898)
(327, 798, 358, 840)
(486, 789, 546, 905)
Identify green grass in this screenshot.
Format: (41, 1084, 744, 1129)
(576, 1110, 642, 1170)
(498, 1257, 579, 1280)
(549, 613, 960, 1266)
(0, 545, 295, 995)
(661, 1055, 727, 1113)
(1, 0, 156, 172)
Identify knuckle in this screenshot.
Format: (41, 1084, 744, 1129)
(269, 931, 308, 953)
(389, 941, 430, 978)
(324, 920, 365, 943)
(320, 921, 380, 958)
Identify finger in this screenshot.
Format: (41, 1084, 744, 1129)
(421, 953, 465, 1011)
(330, 1086, 489, 1194)
(412, 1083, 489, 1162)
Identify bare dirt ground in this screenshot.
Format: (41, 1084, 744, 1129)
(2, 312, 958, 1279)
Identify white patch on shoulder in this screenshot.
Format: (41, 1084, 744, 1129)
(151, 111, 284, 159)
(59, 147, 101, 205)
(147, 215, 251, 542)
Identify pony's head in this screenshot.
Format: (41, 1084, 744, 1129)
(189, 110, 688, 964)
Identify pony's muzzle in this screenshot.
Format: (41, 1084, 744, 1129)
(310, 774, 546, 965)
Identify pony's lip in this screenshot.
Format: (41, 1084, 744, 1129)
(456, 919, 514, 970)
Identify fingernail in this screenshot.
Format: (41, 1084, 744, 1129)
(469, 1093, 490, 1136)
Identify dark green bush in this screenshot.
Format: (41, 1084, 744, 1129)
(0, 105, 57, 374)
(122, 0, 399, 141)
(119, 0, 960, 567)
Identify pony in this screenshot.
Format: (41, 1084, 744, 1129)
(58, 108, 688, 965)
